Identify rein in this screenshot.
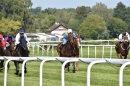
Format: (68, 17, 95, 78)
(120, 43, 129, 50)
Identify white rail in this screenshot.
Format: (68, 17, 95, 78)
(29, 44, 117, 59)
(0, 56, 130, 86)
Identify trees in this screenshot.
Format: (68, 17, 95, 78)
(75, 6, 88, 23)
(114, 2, 130, 32)
(79, 14, 106, 39)
(0, 17, 21, 35)
(107, 18, 128, 38)
(114, 2, 126, 21)
(40, 14, 58, 32)
(92, 2, 113, 23)
(0, 0, 33, 32)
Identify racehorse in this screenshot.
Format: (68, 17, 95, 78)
(13, 38, 29, 76)
(73, 34, 81, 71)
(57, 33, 76, 73)
(115, 35, 129, 59)
(0, 41, 15, 70)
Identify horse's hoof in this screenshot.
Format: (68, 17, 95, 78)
(14, 72, 18, 75)
(19, 73, 21, 77)
(72, 70, 75, 73)
(24, 70, 27, 73)
(0, 67, 4, 70)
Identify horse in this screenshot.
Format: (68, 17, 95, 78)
(0, 41, 15, 70)
(115, 35, 129, 59)
(13, 38, 29, 76)
(57, 33, 76, 73)
(73, 34, 81, 71)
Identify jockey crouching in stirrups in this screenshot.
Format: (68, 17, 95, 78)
(0, 34, 6, 56)
(59, 29, 76, 50)
(14, 28, 30, 54)
(5, 34, 15, 47)
(115, 32, 130, 50)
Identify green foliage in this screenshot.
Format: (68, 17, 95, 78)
(75, 6, 87, 22)
(114, 2, 130, 32)
(40, 14, 58, 32)
(92, 2, 113, 23)
(29, 6, 42, 15)
(0, 0, 33, 32)
(107, 18, 128, 38)
(114, 2, 126, 21)
(0, 17, 21, 35)
(79, 14, 106, 39)
(68, 18, 79, 32)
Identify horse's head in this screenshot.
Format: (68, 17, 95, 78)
(14, 43, 29, 57)
(123, 35, 128, 45)
(8, 41, 15, 51)
(75, 34, 81, 48)
(68, 33, 74, 44)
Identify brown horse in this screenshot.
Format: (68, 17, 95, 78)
(57, 33, 76, 73)
(73, 34, 81, 71)
(115, 35, 129, 59)
(14, 44, 29, 76)
(0, 41, 15, 70)
(13, 43, 29, 76)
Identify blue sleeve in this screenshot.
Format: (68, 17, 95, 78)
(63, 34, 67, 39)
(73, 34, 76, 38)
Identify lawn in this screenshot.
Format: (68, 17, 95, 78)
(0, 46, 130, 86)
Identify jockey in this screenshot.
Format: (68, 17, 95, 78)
(119, 32, 130, 41)
(0, 34, 6, 55)
(59, 29, 76, 49)
(14, 28, 29, 53)
(116, 32, 130, 48)
(5, 34, 15, 47)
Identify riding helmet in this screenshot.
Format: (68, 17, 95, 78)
(0, 34, 3, 38)
(19, 28, 24, 33)
(67, 29, 72, 33)
(122, 32, 126, 36)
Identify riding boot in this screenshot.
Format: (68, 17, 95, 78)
(2, 47, 6, 56)
(128, 42, 130, 49)
(59, 44, 64, 50)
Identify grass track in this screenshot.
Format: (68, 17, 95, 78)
(0, 46, 130, 86)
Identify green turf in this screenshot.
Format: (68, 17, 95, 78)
(0, 46, 130, 86)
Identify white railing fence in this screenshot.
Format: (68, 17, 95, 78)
(1, 56, 130, 86)
(29, 44, 118, 58)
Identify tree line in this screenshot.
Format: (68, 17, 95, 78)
(0, 1, 130, 40)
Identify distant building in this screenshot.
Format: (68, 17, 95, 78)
(26, 23, 69, 42)
(45, 22, 68, 35)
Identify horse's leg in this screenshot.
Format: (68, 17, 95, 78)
(76, 56, 79, 72)
(124, 55, 127, 59)
(0, 60, 4, 70)
(67, 63, 70, 73)
(0, 60, 2, 71)
(24, 63, 27, 73)
(14, 61, 19, 75)
(72, 62, 75, 73)
(117, 54, 121, 59)
(7, 62, 10, 70)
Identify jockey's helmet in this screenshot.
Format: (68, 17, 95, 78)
(19, 28, 24, 33)
(0, 34, 3, 38)
(67, 29, 72, 33)
(122, 32, 126, 36)
(8, 34, 12, 38)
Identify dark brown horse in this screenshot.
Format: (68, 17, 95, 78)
(57, 33, 76, 73)
(0, 40, 15, 70)
(115, 35, 129, 59)
(13, 43, 29, 76)
(73, 34, 81, 71)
